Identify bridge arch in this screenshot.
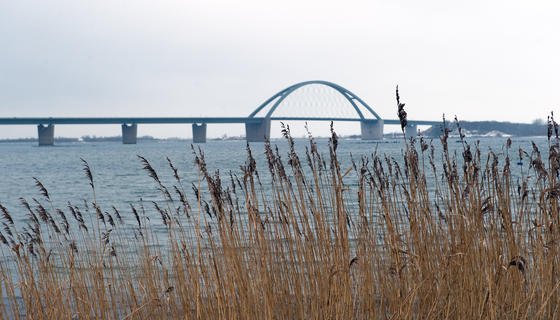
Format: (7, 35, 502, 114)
(248, 80, 381, 120)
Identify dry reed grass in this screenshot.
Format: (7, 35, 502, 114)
(1, 96, 559, 319)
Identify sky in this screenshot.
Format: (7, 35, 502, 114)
(1, 0, 559, 138)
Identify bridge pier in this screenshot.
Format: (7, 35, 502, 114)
(192, 123, 207, 143)
(37, 124, 55, 146)
(245, 118, 271, 142)
(360, 119, 384, 140)
(122, 124, 138, 144)
(405, 124, 418, 140)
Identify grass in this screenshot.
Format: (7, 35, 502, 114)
(2, 106, 560, 318)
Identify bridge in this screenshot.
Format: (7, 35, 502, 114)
(0, 80, 440, 145)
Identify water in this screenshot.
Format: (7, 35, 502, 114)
(0, 136, 549, 226)
(0, 135, 551, 315)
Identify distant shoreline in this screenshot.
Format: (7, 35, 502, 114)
(0, 121, 548, 143)
(421, 120, 547, 138)
(0, 135, 249, 143)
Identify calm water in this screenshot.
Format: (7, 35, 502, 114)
(0, 136, 549, 226)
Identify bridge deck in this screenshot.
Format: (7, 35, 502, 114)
(0, 117, 442, 126)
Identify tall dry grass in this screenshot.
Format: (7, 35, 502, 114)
(1, 106, 560, 318)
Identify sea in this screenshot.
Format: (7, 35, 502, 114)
(0, 136, 550, 229)
(0, 135, 553, 313)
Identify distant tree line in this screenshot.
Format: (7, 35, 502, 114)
(423, 121, 547, 137)
(0, 135, 158, 143)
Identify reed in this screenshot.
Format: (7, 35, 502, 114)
(1, 106, 560, 318)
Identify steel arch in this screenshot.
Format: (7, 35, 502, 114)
(248, 80, 381, 120)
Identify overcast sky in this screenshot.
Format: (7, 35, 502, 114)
(1, 0, 559, 138)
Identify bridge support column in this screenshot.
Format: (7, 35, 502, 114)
(360, 119, 384, 140)
(405, 124, 418, 140)
(245, 118, 271, 142)
(122, 124, 138, 144)
(37, 124, 55, 146)
(192, 123, 207, 143)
